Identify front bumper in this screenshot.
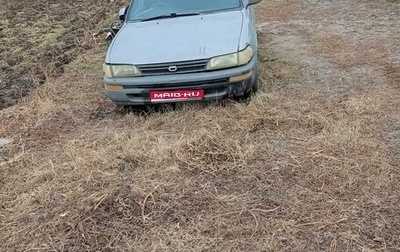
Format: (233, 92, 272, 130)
(103, 55, 258, 105)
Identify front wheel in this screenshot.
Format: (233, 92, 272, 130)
(241, 79, 259, 99)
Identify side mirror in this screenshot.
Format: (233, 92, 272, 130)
(247, 0, 262, 6)
(119, 6, 128, 21)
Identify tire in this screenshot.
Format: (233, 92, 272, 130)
(241, 79, 259, 100)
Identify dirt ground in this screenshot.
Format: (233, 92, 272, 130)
(0, 0, 399, 251)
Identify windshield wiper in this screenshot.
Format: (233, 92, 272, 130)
(140, 12, 200, 22)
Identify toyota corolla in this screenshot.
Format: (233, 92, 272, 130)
(103, 0, 262, 105)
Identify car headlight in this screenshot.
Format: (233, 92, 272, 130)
(103, 64, 141, 78)
(206, 46, 254, 71)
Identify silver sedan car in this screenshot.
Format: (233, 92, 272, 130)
(103, 0, 262, 105)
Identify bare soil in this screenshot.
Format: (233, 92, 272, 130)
(0, 0, 399, 251)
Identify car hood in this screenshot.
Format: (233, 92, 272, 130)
(106, 10, 244, 64)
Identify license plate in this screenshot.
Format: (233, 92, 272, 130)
(150, 89, 204, 102)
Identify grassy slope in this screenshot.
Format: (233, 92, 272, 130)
(0, 0, 119, 109)
(1, 0, 400, 251)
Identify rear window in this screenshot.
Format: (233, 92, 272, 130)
(128, 0, 242, 21)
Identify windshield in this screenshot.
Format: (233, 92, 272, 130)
(127, 0, 242, 22)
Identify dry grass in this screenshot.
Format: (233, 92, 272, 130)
(1, 0, 400, 251)
(312, 34, 345, 55)
(255, 0, 304, 22)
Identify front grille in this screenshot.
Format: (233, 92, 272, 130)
(125, 78, 229, 89)
(137, 59, 208, 76)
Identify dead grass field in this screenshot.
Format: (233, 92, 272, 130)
(1, 0, 400, 251)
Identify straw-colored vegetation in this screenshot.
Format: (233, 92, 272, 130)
(1, 0, 399, 251)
